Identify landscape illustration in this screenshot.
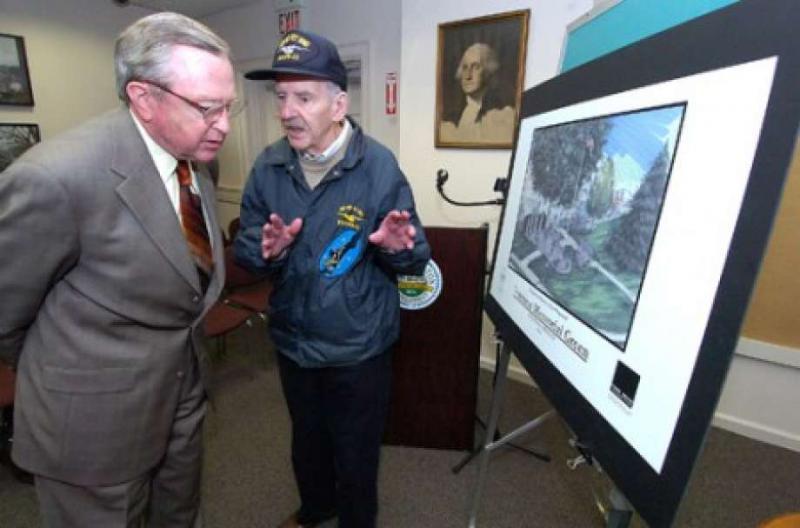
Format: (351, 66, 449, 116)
(509, 104, 685, 349)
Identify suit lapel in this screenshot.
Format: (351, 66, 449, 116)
(196, 166, 225, 306)
(110, 111, 201, 292)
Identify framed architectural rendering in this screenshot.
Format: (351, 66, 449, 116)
(435, 10, 528, 149)
(0, 34, 34, 106)
(486, 0, 800, 525)
(0, 124, 40, 172)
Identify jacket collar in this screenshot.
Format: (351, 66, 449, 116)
(263, 116, 366, 172)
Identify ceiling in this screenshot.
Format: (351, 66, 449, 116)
(123, 0, 260, 18)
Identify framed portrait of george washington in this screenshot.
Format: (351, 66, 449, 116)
(435, 10, 529, 149)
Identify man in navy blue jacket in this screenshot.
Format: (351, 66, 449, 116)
(235, 30, 430, 528)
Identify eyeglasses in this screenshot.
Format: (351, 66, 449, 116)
(143, 80, 244, 123)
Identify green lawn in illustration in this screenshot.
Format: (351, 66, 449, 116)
(525, 217, 642, 340)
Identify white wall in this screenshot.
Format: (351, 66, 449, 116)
(0, 0, 151, 138)
(207, 0, 594, 359)
(201, 0, 276, 209)
(399, 0, 592, 362)
(204, 0, 593, 277)
(203, 0, 403, 231)
(301, 0, 401, 154)
(208, 0, 402, 153)
(399, 0, 591, 230)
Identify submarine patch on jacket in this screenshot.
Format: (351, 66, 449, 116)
(320, 205, 366, 278)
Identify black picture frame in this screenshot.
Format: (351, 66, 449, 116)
(0, 124, 40, 172)
(435, 10, 528, 149)
(0, 33, 34, 106)
(485, 1, 800, 526)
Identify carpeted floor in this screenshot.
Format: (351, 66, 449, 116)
(1, 320, 799, 527)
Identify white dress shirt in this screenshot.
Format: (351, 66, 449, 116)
(130, 110, 213, 242)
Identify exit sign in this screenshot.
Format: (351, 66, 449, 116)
(278, 9, 301, 35)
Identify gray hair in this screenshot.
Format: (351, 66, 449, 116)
(325, 80, 344, 98)
(114, 12, 231, 103)
(454, 42, 500, 81)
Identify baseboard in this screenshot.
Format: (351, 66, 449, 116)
(216, 186, 243, 205)
(479, 337, 800, 452)
(479, 355, 536, 387)
(713, 338, 800, 452)
(712, 412, 800, 453)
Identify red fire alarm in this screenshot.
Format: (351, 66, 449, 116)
(385, 72, 397, 115)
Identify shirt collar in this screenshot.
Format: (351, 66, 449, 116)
(300, 119, 351, 163)
(130, 109, 180, 184)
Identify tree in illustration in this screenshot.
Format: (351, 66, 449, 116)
(530, 120, 610, 208)
(587, 156, 615, 219)
(605, 145, 670, 275)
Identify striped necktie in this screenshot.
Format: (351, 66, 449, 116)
(176, 160, 213, 286)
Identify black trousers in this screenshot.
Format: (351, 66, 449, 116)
(277, 350, 392, 528)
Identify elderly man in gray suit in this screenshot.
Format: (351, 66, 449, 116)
(0, 12, 238, 527)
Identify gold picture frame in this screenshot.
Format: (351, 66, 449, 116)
(435, 10, 529, 149)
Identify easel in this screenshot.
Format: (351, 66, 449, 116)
(451, 336, 550, 474)
(467, 340, 554, 528)
(605, 486, 634, 528)
(465, 340, 635, 528)
(568, 439, 635, 528)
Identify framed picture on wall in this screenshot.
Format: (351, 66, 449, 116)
(435, 10, 529, 149)
(0, 124, 40, 172)
(0, 34, 34, 106)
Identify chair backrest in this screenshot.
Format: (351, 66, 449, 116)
(228, 217, 241, 242)
(0, 364, 15, 408)
(203, 301, 252, 338)
(224, 246, 262, 289)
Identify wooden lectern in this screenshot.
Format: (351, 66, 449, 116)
(384, 225, 488, 450)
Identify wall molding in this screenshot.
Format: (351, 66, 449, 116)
(713, 338, 800, 452)
(216, 186, 243, 205)
(733, 337, 800, 368)
(480, 337, 800, 453)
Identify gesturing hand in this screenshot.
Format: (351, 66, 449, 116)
(262, 213, 303, 260)
(368, 210, 416, 252)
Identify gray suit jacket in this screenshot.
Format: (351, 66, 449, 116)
(0, 109, 225, 486)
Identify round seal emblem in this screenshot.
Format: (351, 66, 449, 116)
(398, 259, 443, 310)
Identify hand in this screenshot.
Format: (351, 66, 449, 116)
(368, 210, 416, 252)
(262, 214, 303, 259)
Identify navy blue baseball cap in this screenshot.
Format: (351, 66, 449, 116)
(244, 30, 347, 91)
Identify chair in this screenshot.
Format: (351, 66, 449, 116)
(1, 365, 16, 453)
(228, 217, 241, 242)
(0, 364, 31, 483)
(0, 364, 13, 408)
(203, 239, 272, 358)
(220, 227, 231, 248)
(203, 301, 253, 358)
(221, 245, 273, 321)
(220, 216, 241, 249)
